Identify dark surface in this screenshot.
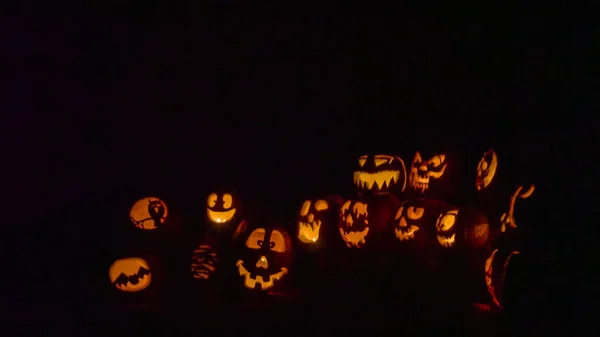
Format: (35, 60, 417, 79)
(1, 3, 589, 337)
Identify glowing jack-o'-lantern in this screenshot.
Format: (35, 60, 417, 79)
(338, 200, 370, 248)
(435, 206, 490, 249)
(234, 222, 292, 291)
(394, 198, 447, 244)
(353, 154, 407, 194)
(130, 197, 168, 230)
(109, 258, 152, 292)
(206, 192, 238, 225)
(475, 149, 498, 192)
(297, 199, 329, 244)
(408, 152, 447, 194)
(190, 243, 219, 280)
(484, 248, 520, 309)
(499, 185, 535, 233)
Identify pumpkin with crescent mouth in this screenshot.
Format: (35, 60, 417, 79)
(206, 191, 240, 227)
(129, 197, 169, 230)
(233, 220, 293, 292)
(435, 206, 490, 249)
(353, 154, 407, 195)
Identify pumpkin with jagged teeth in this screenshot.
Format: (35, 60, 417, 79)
(353, 154, 407, 195)
(435, 206, 490, 249)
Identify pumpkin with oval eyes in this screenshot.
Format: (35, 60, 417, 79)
(296, 195, 343, 247)
(206, 191, 240, 227)
(435, 206, 490, 249)
(354, 154, 407, 195)
(233, 220, 293, 292)
(129, 196, 169, 230)
(393, 198, 447, 247)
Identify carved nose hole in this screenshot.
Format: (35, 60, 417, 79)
(256, 256, 268, 269)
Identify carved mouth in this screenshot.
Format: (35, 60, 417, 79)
(394, 225, 419, 241)
(298, 221, 321, 243)
(353, 171, 400, 191)
(410, 180, 429, 193)
(437, 234, 456, 248)
(339, 227, 369, 248)
(236, 260, 288, 290)
(207, 208, 236, 224)
(115, 273, 151, 292)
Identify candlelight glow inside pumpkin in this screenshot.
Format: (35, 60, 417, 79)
(485, 248, 520, 308)
(191, 244, 219, 280)
(338, 200, 369, 248)
(297, 199, 329, 244)
(206, 192, 237, 224)
(394, 205, 423, 241)
(435, 207, 489, 248)
(409, 152, 447, 194)
(236, 228, 291, 291)
(353, 154, 407, 194)
(109, 258, 152, 292)
(130, 197, 168, 230)
(475, 149, 498, 191)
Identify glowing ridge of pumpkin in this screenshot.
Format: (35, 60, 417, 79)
(129, 197, 168, 230)
(236, 260, 288, 290)
(409, 152, 447, 193)
(353, 154, 407, 193)
(499, 185, 535, 232)
(109, 258, 152, 292)
(297, 199, 329, 244)
(476, 149, 498, 191)
(484, 249, 520, 309)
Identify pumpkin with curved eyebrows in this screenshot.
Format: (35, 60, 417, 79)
(435, 206, 490, 250)
(354, 154, 407, 195)
(232, 219, 293, 293)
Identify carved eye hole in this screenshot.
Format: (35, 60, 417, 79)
(437, 210, 458, 231)
(479, 160, 488, 172)
(429, 155, 445, 168)
(407, 207, 425, 220)
(245, 229, 266, 249)
(374, 155, 392, 167)
(300, 201, 311, 216)
(358, 155, 367, 167)
(412, 152, 422, 166)
(395, 206, 404, 220)
(207, 193, 217, 208)
(269, 230, 286, 253)
(340, 200, 352, 215)
(314, 200, 328, 211)
(222, 194, 233, 209)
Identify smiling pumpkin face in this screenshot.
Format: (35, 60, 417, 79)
(435, 206, 490, 249)
(353, 154, 407, 194)
(234, 224, 293, 292)
(338, 200, 370, 248)
(206, 192, 237, 225)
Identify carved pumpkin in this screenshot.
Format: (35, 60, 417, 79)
(296, 195, 343, 247)
(338, 199, 370, 248)
(475, 149, 499, 192)
(190, 243, 219, 280)
(435, 206, 490, 249)
(109, 258, 152, 292)
(408, 152, 448, 195)
(484, 248, 520, 309)
(233, 220, 293, 292)
(353, 154, 407, 195)
(394, 198, 447, 246)
(129, 197, 168, 230)
(206, 191, 239, 226)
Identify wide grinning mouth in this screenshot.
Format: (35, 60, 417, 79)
(437, 234, 455, 248)
(353, 170, 400, 191)
(236, 260, 288, 290)
(207, 208, 236, 223)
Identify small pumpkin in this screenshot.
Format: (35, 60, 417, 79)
(435, 206, 490, 249)
(129, 196, 169, 230)
(353, 154, 407, 195)
(190, 243, 219, 280)
(233, 219, 293, 292)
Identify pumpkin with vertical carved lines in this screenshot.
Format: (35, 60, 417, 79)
(353, 154, 407, 195)
(233, 219, 293, 292)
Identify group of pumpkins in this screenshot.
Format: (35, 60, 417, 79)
(108, 149, 536, 312)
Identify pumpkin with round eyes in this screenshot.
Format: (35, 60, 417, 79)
(354, 154, 407, 195)
(233, 220, 293, 292)
(394, 198, 447, 247)
(206, 191, 240, 227)
(296, 195, 343, 247)
(129, 197, 169, 230)
(435, 206, 490, 249)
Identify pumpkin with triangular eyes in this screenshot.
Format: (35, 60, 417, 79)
(233, 220, 293, 292)
(393, 198, 447, 247)
(435, 206, 490, 250)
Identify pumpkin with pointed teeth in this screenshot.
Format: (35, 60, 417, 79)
(353, 154, 407, 195)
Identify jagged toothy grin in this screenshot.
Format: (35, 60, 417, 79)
(353, 171, 400, 191)
(411, 181, 429, 193)
(298, 221, 321, 243)
(437, 234, 456, 248)
(236, 260, 287, 290)
(395, 225, 420, 241)
(339, 227, 369, 248)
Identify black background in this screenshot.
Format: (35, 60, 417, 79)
(0, 2, 593, 336)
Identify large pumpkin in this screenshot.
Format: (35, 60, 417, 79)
(353, 154, 407, 195)
(435, 206, 490, 250)
(129, 196, 169, 230)
(232, 219, 293, 292)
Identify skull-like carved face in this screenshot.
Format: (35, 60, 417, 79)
(338, 200, 369, 248)
(476, 149, 498, 191)
(297, 199, 329, 244)
(409, 152, 447, 194)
